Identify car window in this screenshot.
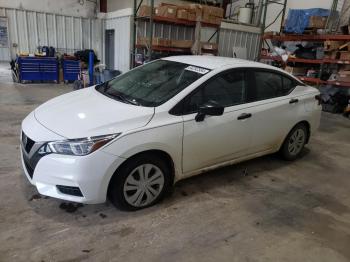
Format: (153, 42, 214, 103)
(252, 71, 296, 101)
(282, 76, 296, 95)
(184, 70, 246, 114)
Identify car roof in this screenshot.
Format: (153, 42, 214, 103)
(162, 55, 283, 72)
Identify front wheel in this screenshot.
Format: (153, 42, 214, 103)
(280, 124, 308, 161)
(109, 154, 171, 211)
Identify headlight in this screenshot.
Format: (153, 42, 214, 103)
(38, 133, 120, 156)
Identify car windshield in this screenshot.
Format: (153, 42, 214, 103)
(96, 60, 210, 107)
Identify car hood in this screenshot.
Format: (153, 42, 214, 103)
(34, 87, 155, 139)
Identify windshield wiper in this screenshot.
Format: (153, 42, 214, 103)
(96, 82, 140, 106)
(109, 92, 140, 106)
(96, 81, 109, 92)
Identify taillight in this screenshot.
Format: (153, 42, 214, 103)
(315, 94, 322, 105)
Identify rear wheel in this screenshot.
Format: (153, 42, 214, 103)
(280, 124, 308, 161)
(109, 154, 171, 211)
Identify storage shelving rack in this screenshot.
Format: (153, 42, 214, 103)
(132, 0, 221, 68)
(261, 33, 350, 88)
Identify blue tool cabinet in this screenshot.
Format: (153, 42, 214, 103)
(17, 56, 59, 83)
(63, 59, 80, 82)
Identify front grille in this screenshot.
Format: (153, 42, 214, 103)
(21, 132, 46, 179)
(22, 152, 34, 178)
(56, 185, 84, 197)
(22, 131, 35, 153)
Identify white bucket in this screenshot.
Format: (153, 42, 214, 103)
(238, 7, 252, 24)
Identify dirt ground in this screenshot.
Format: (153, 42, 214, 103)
(1, 64, 350, 262)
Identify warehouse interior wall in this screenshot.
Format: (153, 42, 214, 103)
(104, 8, 133, 72)
(0, 7, 104, 62)
(0, 0, 98, 18)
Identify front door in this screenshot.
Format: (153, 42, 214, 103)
(246, 69, 300, 153)
(182, 69, 253, 174)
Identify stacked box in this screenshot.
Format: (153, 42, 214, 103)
(171, 40, 193, 48)
(137, 37, 171, 47)
(188, 4, 202, 21)
(309, 16, 327, 28)
(139, 5, 151, 17)
(201, 42, 218, 50)
(339, 51, 350, 61)
(202, 5, 224, 25)
(324, 51, 338, 60)
(154, 5, 177, 18)
(176, 9, 188, 20)
(285, 66, 307, 76)
(324, 40, 344, 51)
(337, 70, 350, 82)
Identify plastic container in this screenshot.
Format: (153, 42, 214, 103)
(238, 7, 252, 24)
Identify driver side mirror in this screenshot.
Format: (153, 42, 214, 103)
(195, 101, 224, 122)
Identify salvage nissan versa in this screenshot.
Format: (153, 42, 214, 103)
(20, 56, 321, 210)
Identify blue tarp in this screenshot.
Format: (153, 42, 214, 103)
(284, 8, 330, 34)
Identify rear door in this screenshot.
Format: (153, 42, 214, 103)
(181, 69, 254, 174)
(246, 69, 303, 153)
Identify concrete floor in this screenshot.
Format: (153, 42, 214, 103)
(1, 63, 350, 262)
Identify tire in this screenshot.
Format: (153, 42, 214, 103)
(280, 124, 308, 161)
(108, 154, 172, 211)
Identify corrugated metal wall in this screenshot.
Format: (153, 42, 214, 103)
(219, 22, 261, 61)
(137, 21, 195, 41)
(0, 8, 103, 62)
(105, 14, 132, 72)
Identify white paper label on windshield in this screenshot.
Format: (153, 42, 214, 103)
(185, 66, 209, 74)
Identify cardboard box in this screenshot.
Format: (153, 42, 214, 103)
(139, 5, 151, 17)
(324, 40, 343, 51)
(137, 37, 171, 47)
(137, 37, 149, 46)
(171, 39, 193, 48)
(337, 70, 350, 82)
(202, 15, 221, 25)
(201, 42, 218, 50)
(341, 64, 350, 70)
(202, 5, 224, 18)
(309, 16, 327, 28)
(152, 37, 171, 47)
(188, 12, 196, 21)
(212, 6, 224, 18)
(177, 9, 188, 20)
(156, 5, 177, 18)
(284, 66, 307, 76)
(323, 50, 338, 59)
(339, 51, 350, 61)
(215, 17, 222, 25)
(188, 4, 202, 21)
(339, 42, 350, 51)
(202, 6, 211, 22)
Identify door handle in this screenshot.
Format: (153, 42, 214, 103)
(237, 113, 252, 120)
(289, 98, 299, 104)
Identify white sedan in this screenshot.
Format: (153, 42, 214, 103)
(21, 56, 321, 210)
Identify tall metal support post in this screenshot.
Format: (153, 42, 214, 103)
(147, 0, 154, 61)
(279, 0, 288, 31)
(256, 0, 268, 61)
(132, 0, 137, 68)
(132, 0, 155, 67)
(256, 0, 287, 61)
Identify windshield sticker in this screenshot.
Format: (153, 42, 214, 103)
(185, 66, 209, 74)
